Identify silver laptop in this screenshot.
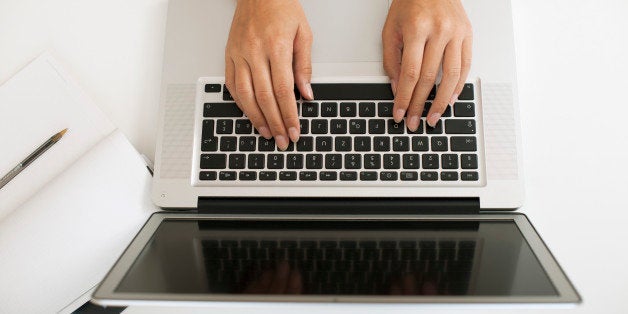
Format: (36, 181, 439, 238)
(92, 0, 580, 306)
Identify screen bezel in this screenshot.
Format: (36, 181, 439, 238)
(92, 213, 580, 306)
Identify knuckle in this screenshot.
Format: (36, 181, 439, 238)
(436, 19, 456, 34)
(255, 89, 275, 104)
(296, 64, 313, 76)
(445, 67, 462, 78)
(420, 71, 438, 84)
(273, 83, 294, 99)
(267, 119, 285, 132)
(402, 65, 421, 80)
(234, 84, 253, 98)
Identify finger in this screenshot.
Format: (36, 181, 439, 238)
(390, 280, 402, 295)
(406, 39, 446, 128)
(392, 38, 426, 123)
(293, 25, 313, 100)
(454, 36, 473, 96)
(402, 273, 417, 295)
(286, 269, 303, 294)
(421, 280, 438, 295)
(382, 26, 402, 95)
(234, 59, 272, 139)
(244, 270, 274, 294)
(269, 48, 300, 143)
(268, 260, 290, 294)
(250, 58, 290, 150)
(427, 39, 462, 127)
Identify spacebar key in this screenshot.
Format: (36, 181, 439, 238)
(204, 103, 243, 117)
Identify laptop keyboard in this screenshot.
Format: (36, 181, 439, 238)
(194, 82, 482, 185)
(201, 238, 476, 295)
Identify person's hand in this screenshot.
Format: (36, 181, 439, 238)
(382, 0, 472, 130)
(225, 0, 314, 151)
(243, 261, 303, 294)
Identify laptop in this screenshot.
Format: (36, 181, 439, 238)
(92, 0, 580, 306)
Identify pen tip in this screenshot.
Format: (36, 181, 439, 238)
(53, 128, 68, 141)
(60, 128, 68, 136)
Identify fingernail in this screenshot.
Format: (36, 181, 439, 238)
(428, 113, 441, 127)
(305, 83, 314, 100)
(391, 80, 397, 96)
(394, 108, 405, 123)
(408, 115, 420, 131)
(258, 126, 272, 139)
(275, 135, 289, 151)
(450, 93, 459, 106)
(288, 127, 300, 142)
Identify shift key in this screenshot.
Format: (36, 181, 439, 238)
(204, 103, 243, 117)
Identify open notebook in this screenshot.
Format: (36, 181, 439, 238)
(0, 53, 157, 313)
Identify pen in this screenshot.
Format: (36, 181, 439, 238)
(0, 128, 68, 189)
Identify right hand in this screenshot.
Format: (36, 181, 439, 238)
(225, 0, 314, 151)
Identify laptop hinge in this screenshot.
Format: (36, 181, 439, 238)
(197, 197, 480, 215)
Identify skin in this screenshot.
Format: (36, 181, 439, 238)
(225, 0, 472, 147)
(243, 261, 303, 294)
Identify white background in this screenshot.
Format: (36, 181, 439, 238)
(1, 0, 628, 313)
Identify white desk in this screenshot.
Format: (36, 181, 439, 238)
(2, 0, 628, 313)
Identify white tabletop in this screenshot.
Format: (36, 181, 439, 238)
(2, 0, 628, 313)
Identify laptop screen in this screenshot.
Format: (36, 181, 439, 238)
(113, 219, 557, 297)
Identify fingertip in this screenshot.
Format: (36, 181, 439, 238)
(427, 112, 442, 128)
(288, 127, 300, 142)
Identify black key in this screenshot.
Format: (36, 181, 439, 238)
(359, 102, 376, 117)
(403, 154, 420, 169)
(239, 171, 256, 181)
(368, 119, 386, 134)
(202, 119, 215, 139)
(442, 105, 452, 117)
(199, 171, 217, 180)
(373, 136, 390, 152)
(330, 119, 347, 134)
(450, 136, 477, 152)
(422, 154, 438, 169)
(204, 102, 242, 117)
(335, 137, 352, 151)
(454, 102, 475, 117)
(380, 171, 398, 181)
(205, 84, 221, 93)
(216, 119, 233, 134)
(345, 154, 361, 169)
(248, 154, 265, 169)
(340, 102, 357, 117)
(219, 171, 237, 180)
(354, 137, 371, 151)
(302, 102, 318, 117)
(364, 154, 381, 169)
(431, 137, 448, 152)
(201, 137, 218, 152)
(461, 154, 478, 169)
(400, 171, 418, 181)
(286, 154, 304, 169)
(299, 119, 309, 134)
(461, 171, 479, 181)
(388, 119, 405, 134)
(306, 154, 323, 169)
(220, 137, 237, 151)
(340, 171, 357, 181)
(422, 102, 432, 117)
(325, 154, 342, 169)
(426, 120, 443, 134)
(260, 171, 277, 181)
(360, 171, 378, 181)
(383, 154, 400, 169)
(238, 136, 256, 151)
(293, 85, 301, 100)
(393, 137, 410, 151)
(296, 136, 313, 151)
(279, 171, 297, 181)
(441, 171, 459, 181)
(316, 137, 333, 151)
(349, 119, 367, 134)
(311, 119, 328, 134)
(299, 171, 317, 181)
(321, 102, 337, 117)
(222, 85, 234, 101)
(378, 102, 394, 117)
(441, 154, 458, 169)
(412, 136, 429, 151)
(235, 119, 252, 134)
(229, 154, 246, 169)
(420, 171, 438, 181)
(458, 83, 474, 100)
(320, 171, 337, 181)
(428, 85, 437, 100)
(258, 138, 276, 152)
(445, 119, 476, 134)
(267, 154, 284, 169)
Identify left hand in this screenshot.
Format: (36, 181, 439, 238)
(382, 0, 473, 130)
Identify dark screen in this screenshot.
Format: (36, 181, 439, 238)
(115, 219, 557, 296)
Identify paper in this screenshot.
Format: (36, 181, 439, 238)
(0, 53, 115, 219)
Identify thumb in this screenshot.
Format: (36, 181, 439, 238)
(293, 25, 314, 100)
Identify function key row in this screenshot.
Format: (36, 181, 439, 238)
(199, 170, 479, 182)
